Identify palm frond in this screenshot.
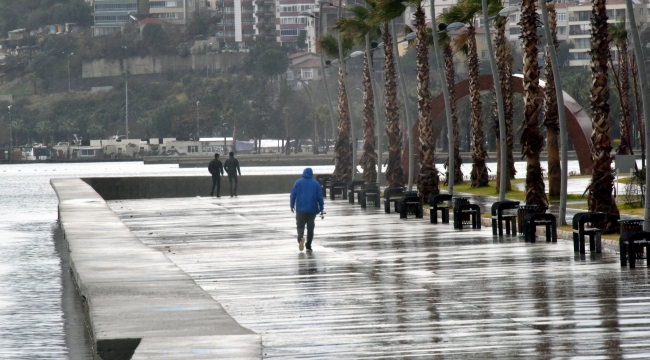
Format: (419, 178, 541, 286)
(608, 20, 628, 45)
(452, 32, 470, 55)
(318, 33, 341, 58)
(372, 0, 407, 25)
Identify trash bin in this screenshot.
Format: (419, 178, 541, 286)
(454, 197, 470, 223)
(619, 219, 643, 233)
(517, 205, 539, 236)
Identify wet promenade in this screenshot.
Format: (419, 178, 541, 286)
(109, 194, 650, 359)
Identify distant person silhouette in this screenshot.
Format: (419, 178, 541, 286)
(224, 152, 241, 197)
(208, 153, 224, 197)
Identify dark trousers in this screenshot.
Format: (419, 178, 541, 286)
(211, 175, 221, 196)
(296, 212, 317, 248)
(228, 174, 238, 195)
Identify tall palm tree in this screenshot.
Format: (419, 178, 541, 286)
(441, 33, 464, 185)
(373, 1, 406, 187)
(318, 33, 355, 182)
(587, 0, 620, 232)
(608, 21, 632, 156)
(440, 0, 488, 188)
(543, 3, 560, 199)
(379, 0, 439, 198)
(493, 14, 513, 191)
(520, 0, 548, 211)
(338, 3, 382, 182)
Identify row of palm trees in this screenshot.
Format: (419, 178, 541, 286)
(320, 0, 633, 232)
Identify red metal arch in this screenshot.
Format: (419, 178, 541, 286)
(402, 74, 593, 176)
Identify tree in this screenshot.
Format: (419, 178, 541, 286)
(257, 49, 290, 77)
(318, 33, 354, 182)
(518, 0, 548, 211)
(543, 3, 561, 200)
(142, 24, 168, 56)
(338, 2, 381, 183)
(441, 33, 464, 185)
(440, 0, 491, 188)
(608, 21, 632, 156)
(587, 0, 620, 232)
(372, 1, 406, 187)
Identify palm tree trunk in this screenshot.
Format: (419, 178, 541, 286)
(467, 25, 488, 188)
(520, 0, 548, 211)
(494, 18, 512, 191)
(443, 43, 463, 185)
(631, 53, 645, 167)
(333, 61, 353, 182)
(617, 42, 632, 155)
(383, 23, 406, 187)
(361, 51, 377, 182)
(543, 3, 560, 199)
(587, 0, 619, 232)
(284, 107, 291, 155)
(414, 6, 439, 199)
(232, 121, 237, 154)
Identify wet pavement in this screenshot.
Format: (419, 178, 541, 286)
(111, 194, 650, 359)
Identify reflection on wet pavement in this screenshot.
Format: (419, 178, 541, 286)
(112, 194, 650, 358)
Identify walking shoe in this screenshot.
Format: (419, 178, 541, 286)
(306, 248, 313, 253)
(299, 238, 305, 251)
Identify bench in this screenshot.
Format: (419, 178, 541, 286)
(524, 213, 557, 243)
(572, 212, 606, 254)
(384, 187, 405, 214)
(348, 180, 366, 204)
(319, 176, 339, 197)
(359, 183, 380, 208)
(329, 181, 348, 200)
(620, 231, 650, 268)
(429, 194, 452, 224)
(491, 201, 520, 236)
(454, 203, 481, 230)
(399, 191, 423, 219)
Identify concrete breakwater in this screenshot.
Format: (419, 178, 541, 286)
(51, 178, 262, 359)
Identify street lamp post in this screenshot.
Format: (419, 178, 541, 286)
(540, 0, 568, 226)
(64, 52, 73, 92)
(7, 105, 12, 163)
(196, 101, 200, 140)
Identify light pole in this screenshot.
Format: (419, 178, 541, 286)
(7, 105, 12, 163)
(539, 0, 568, 225)
(125, 71, 129, 139)
(196, 101, 200, 140)
(624, 0, 650, 230)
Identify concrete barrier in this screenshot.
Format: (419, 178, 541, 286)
(51, 178, 262, 359)
(82, 174, 310, 200)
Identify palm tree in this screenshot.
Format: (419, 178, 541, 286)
(440, 0, 488, 188)
(608, 21, 632, 156)
(379, 0, 439, 198)
(318, 33, 354, 182)
(441, 32, 464, 185)
(520, 0, 548, 211)
(372, 1, 406, 187)
(338, 3, 382, 183)
(543, 3, 560, 199)
(587, 0, 620, 232)
(493, 14, 513, 191)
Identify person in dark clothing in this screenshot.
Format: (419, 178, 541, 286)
(208, 153, 224, 197)
(224, 152, 241, 197)
(290, 168, 324, 252)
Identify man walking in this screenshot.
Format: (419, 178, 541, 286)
(224, 151, 241, 197)
(208, 153, 224, 197)
(290, 168, 324, 252)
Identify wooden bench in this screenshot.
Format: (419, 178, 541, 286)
(620, 231, 650, 268)
(524, 213, 557, 243)
(329, 181, 347, 200)
(319, 176, 339, 197)
(399, 191, 423, 219)
(384, 187, 404, 214)
(454, 203, 481, 230)
(429, 194, 452, 224)
(572, 212, 606, 253)
(359, 184, 380, 209)
(491, 201, 520, 236)
(348, 180, 366, 204)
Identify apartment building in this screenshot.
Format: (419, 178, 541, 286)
(206, 0, 274, 50)
(148, 0, 187, 24)
(92, 0, 139, 36)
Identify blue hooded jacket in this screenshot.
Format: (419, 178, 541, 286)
(290, 168, 324, 214)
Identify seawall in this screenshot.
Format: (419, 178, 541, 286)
(51, 177, 262, 359)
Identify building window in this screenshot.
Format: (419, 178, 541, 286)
(557, 26, 566, 35)
(80, 149, 95, 157)
(302, 69, 313, 79)
(281, 28, 299, 36)
(556, 13, 566, 22)
(509, 27, 520, 36)
(188, 146, 199, 153)
(95, 3, 138, 11)
(481, 50, 487, 59)
(442, 8, 448, 13)
(280, 17, 307, 24)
